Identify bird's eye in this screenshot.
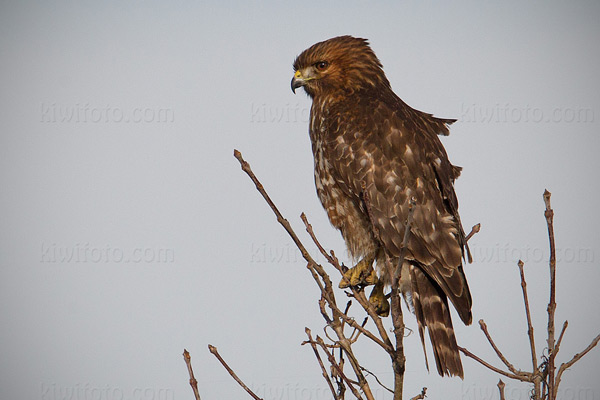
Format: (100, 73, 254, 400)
(315, 61, 329, 71)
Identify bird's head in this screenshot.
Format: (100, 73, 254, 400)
(291, 35, 390, 98)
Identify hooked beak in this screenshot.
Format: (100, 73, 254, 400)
(291, 70, 305, 94)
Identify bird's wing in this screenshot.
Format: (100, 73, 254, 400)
(322, 94, 472, 324)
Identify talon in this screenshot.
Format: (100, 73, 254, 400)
(339, 275, 351, 289)
(338, 256, 376, 288)
(365, 268, 378, 286)
(369, 280, 390, 317)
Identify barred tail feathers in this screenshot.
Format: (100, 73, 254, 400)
(410, 264, 464, 378)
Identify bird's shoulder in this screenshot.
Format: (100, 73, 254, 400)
(316, 89, 454, 171)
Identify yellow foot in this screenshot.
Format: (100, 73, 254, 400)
(369, 280, 390, 317)
(339, 256, 377, 289)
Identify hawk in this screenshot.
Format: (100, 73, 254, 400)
(291, 36, 472, 378)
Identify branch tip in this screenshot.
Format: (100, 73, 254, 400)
(183, 349, 202, 400)
(497, 379, 506, 400)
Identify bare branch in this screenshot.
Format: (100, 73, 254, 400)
(554, 321, 568, 358)
(182, 349, 202, 400)
(208, 345, 263, 400)
(304, 328, 339, 400)
(410, 387, 427, 400)
(361, 366, 394, 394)
(554, 333, 600, 396)
(342, 314, 389, 350)
(301, 210, 395, 353)
(234, 150, 327, 284)
(323, 326, 341, 347)
(349, 287, 395, 350)
(543, 189, 557, 398)
(517, 261, 539, 372)
(460, 191, 598, 400)
(316, 284, 391, 351)
(458, 346, 531, 382)
(315, 336, 366, 400)
(497, 379, 506, 400)
(317, 292, 333, 325)
(301, 213, 344, 274)
(478, 319, 520, 375)
(517, 260, 542, 398)
(465, 223, 481, 243)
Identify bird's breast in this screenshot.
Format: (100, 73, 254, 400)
(311, 134, 377, 260)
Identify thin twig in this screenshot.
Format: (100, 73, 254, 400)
(349, 317, 368, 342)
(458, 346, 530, 382)
(302, 211, 393, 353)
(234, 150, 330, 289)
(517, 261, 539, 368)
(410, 387, 427, 400)
(497, 379, 506, 400)
(554, 333, 600, 396)
(542, 376, 548, 400)
(331, 324, 376, 400)
(554, 321, 569, 358)
(361, 366, 394, 394)
(318, 292, 333, 325)
(304, 337, 340, 349)
(301, 212, 344, 274)
(389, 268, 406, 400)
(478, 319, 520, 375)
(301, 211, 394, 352)
(389, 198, 415, 400)
(316, 336, 365, 400)
(338, 307, 391, 350)
(305, 328, 339, 399)
(374, 195, 414, 400)
(543, 189, 557, 399)
(235, 149, 374, 397)
(208, 345, 263, 400)
(235, 150, 338, 322)
(518, 259, 542, 398)
(458, 191, 600, 400)
(349, 284, 395, 349)
(465, 223, 481, 243)
(234, 150, 390, 400)
(182, 349, 202, 400)
(464, 223, 480, 263)
(315, 288, 390, 352)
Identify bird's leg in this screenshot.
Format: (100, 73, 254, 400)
(369, 279, 390, 317)
(339, 255, 378, 289)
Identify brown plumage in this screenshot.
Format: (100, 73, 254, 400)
(292, 36, 472, 378)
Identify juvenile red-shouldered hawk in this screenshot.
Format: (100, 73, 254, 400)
(291, 35, 472, 378)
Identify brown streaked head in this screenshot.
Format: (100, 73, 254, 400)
(291, 35, 390, 97)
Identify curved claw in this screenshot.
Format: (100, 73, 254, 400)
(369, 280, 390, 317)
(338, 256, 376, 288)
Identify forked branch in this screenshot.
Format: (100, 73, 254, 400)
(459, 190, 600, 400)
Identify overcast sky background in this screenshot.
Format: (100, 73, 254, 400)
(1, 1, 599, 399)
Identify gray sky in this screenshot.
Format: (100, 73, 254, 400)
(1, 1, 599, 399)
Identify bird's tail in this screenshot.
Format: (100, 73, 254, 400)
(410, 264, 464, 378)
